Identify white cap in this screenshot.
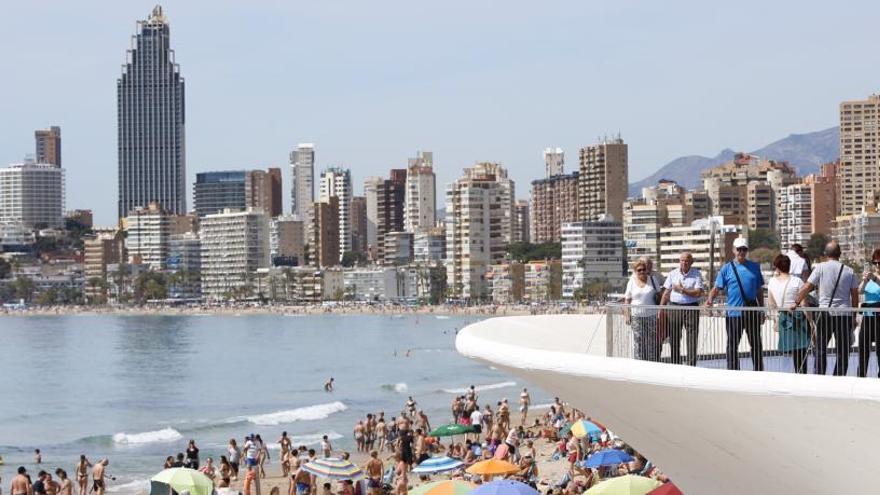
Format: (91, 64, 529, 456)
(733, 237, 749, 250)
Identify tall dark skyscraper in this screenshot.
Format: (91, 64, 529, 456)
(117, 5, 186, 219)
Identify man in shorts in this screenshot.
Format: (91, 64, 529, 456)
(364, 451, 383, 495)
(519, 388, 530, 426)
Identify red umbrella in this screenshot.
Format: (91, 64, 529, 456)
(648, 482, 683, 495)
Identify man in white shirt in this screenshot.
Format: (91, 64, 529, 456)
(469, 407, 483, 441)
(786, 244, 809, 281)
(660, 251, 705, 365)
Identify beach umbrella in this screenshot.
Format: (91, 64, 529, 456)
(150, 468, 213, 495)
(470, 480, 540, 495)
(429, 424, 475, 437)
(584, 475, 662, 495)
(647, 483, 683, 495)
(413, 456, 464, 474)
(582, 449, 634, 468)
(465, 459, 520, 476)
(302, 457, 364, 480)
(570, 420, 603, 439)
(409, 480, 474, 495)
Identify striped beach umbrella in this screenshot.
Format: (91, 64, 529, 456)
(570, 420, 603, 439)
(302, 457, 364, 480)
(409, 480, 474, 495)
(413, 456, 464, 474)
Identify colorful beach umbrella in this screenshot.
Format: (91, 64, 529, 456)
(570, 419, 603, 439)
(429, 424, 475, 437)
(470, 480, 540, 495)
(409, 480, 475, 495)
(647, 483, 683, 495)
(413, 456, 464, 474)
(302, 457, 364, 480)
(582, 449, 634, 468)
(465, 459, 520, 476)
(150, 468, 213, 495)
(584, 475, 662, 495)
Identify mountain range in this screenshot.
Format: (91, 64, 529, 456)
(628, 126, 839, 195)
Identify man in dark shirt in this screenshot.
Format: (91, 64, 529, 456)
(32, 471, 49, 495)
(171, 453, 185, 468)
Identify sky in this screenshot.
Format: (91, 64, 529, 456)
(0, 0, 878, 225)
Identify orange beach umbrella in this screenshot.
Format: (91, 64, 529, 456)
(465, 459, 520, 476)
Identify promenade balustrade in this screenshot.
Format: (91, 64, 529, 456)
(605, 303, 880, 376)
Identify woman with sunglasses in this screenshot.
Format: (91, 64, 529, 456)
(857, 248, 880, 377)
(624, 259, 660, 361)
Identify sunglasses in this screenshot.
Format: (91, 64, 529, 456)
(873, 261, 880, 265)
(736, 247, 749, 252)
(635, 268, 646, 272)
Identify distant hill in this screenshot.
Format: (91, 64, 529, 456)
(629, 126, 839, 195)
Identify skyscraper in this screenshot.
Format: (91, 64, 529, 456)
(377, 169, 407, 263)
(577, 137, 628, 222)
(404, 151, 436, 233)
(117, 5, 186, 219)
(290, 144, 315, 220)
(839, 94, 880, 215)
(544, 148, 564, 177)
(193, 168, 282, 217)
(319, 167, 353, 261)
(35, 126, 61, 167)
(0, 163, 65, 229)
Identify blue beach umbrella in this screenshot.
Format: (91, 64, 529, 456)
(470, 480, 540, 495)
(582, 449, 634, 468)
(413, 456, 464, 474)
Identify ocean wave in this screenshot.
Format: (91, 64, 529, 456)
(240, 402, 348, 426)
(267, 432, 344, 449)
(435, 316, 450, 320)
(107, 479, 150, 494)
(112, 428, 183, 445)
(442, 381, 517, 394)
(381, 383, 408, 393)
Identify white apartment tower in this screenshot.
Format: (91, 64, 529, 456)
(446, 162, 515, 300)
(0, 162, 65, 229)
(364, 176, 382, 260)
(544, 148, 564, 177)
(319, 167, 353, 261)
(561, 220, 625, 299)
(290, 143, 315, 220)
(125, 202, 171, 270)
(404, 151, 437, 233)
(200, 208, 270, 300)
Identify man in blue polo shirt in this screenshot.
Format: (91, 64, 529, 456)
(705, 237, 765, 371)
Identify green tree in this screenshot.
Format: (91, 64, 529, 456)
(341, 251, 368, 267)
(750, 247, 778, 266)
(133, 271, 168, 304)
(748, 229, 780, 251)
(805, 233, 831, 263)
(507, 242, 562, 263)
(332, 288, 345, 301)
(36, 288, 59, 306)
(0, 258, 10, 279)
(12, 277, 36, 302)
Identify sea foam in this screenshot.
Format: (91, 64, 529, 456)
(442, 381, 517, 394)
(267, 431, 344, 449)
(244, 401, 347, 426)
(112, 427, 182, 444)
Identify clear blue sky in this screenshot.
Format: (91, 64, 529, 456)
(1, 1, 877, 225)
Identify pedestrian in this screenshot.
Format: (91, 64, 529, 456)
(767, 254, 809, 373)
(794, 240, 859, 376)
(185, 440, 200, 470)
(857, 248, 880, 377)
(625, 259, 661, 361)
(660, 251, 705, 365)
(706, 237, 766, 371)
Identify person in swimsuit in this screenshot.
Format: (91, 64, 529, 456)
(55, 469, 72, 495)
(519, 388, 531, 427)
(376, 417, 388, 453)
(324, 378, 334, 392)
(393, 453, 407, 495)
(92, 459, 108, 495)
(11, 467, 29, 495)
(293, 465, 311, 495)
(364, 452, 383, 495)
(75, 456, 91, 495)
(218, 457, 232, 488)
(279, 432, 292, 476)
(353, 422, 365, 453)
(228, 439, 241, 481)
(44, 474, 58, 495)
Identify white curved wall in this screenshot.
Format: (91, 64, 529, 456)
(456, 315, 880, 495)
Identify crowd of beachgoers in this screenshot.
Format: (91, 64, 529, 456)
(4, 388, 674, 495)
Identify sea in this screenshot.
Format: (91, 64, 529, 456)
(0, 314, 550, 492)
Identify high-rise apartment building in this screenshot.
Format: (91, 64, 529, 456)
(193, 169, 282, 217)
(35, 126, 61, 167)
(839, 94, 880, 215)
(319, 167, 352, 261)
(167, 232, 201, 300)
(560, 220, 626, 299)
(376, 170, 407, 263)
(270, 216, 305, 266)
(544, 148, 564, 177)
(384, 231, 414, 266)
(622, 180, 688, 268)
(312, 196, 340, 268)
(578, 137, 628, 222)
(404, 151, 436, 233)
(83, 232, 124, 302)
(290, 144, 315, 220)
(125, 202, 171, 270)
(702, 153, 797, 228)
(834, 212, 880, 263)
(413, 227, 446, 263)
(445, 162, 515, 300)
(514, 200, 530, 244)
(778, 175, 837, 249)
(117, 6, 186, 218)
(658, 217, 743, 279)
(246, 168, 282, 217)
(200, 208, 270, 300)
(530, 172, 579, 243)
(350, 196, 368, 255)
(0, 163, 65, 229)
(364, 176, 382, 260)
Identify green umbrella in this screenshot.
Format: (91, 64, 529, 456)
(584, 475, 662, 495)
(151, 468, 213, 495)
(429, 423, 475, 437)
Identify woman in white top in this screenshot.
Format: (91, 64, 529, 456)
(767, 254, 809, 373)
(624, 260, 660, 361)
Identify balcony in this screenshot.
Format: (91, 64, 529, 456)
(456, 305, 880, 495)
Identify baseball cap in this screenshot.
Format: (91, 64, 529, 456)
(733, 237, 748, 250)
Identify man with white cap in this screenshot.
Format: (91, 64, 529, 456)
(706, 237, 766, 371)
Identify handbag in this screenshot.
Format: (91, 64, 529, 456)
(649, 275, 662, 305)
(730, 261, 765, 324)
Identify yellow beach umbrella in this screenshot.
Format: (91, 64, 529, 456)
(465, 459, 520, 476)
(408, 480, 475, 495)
(585, 475, 662, 495)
